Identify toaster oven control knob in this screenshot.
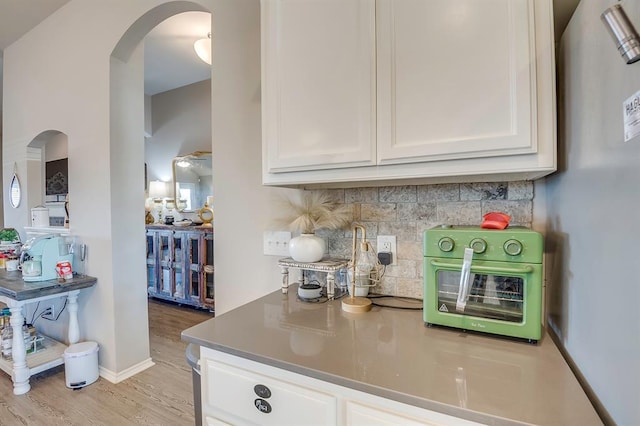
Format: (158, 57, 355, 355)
(470, 238, 487, 254)
(438, 237, 455, 252)
(504, 239, 523, 256)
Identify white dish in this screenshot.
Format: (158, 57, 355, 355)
(173, 221, 191, 227)
(298, 284, 322, 300)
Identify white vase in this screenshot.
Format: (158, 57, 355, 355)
(289, 233, 325, 262)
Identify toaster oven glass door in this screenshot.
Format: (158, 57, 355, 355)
(425, 257, 543, 341)
(436, 269, 524, 322)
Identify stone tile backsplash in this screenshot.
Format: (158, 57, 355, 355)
(311, 181, 534, 299)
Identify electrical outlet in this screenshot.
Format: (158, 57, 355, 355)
(376, 235, 397, 265)
(263, 231, 292, 256)
(41, 305, 55, 320)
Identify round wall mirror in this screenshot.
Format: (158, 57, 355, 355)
(172, 151, 212, 212)
(9, 171, 21, 208)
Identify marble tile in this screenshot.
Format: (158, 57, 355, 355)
(397, 202, 437, 221)
(416, 220, 443, 239)
(322, 188, 346, 203)
(347, 204, 361, 224)
(377, 222, 416, 242)
(310, 182, 536, 299)
(379, 186, 417, 203)
(436, 201, 482, 225)
(508, 181, 534, 200)
(327, 237, 352, 259)
(482, 200, 532, 225)
(460, 183, 507, 200)
(395, 278, 424, 299)
(345, 188, 379, 203)
(384, 259, 418, 279)
(361, 203, 397, 222)
(417, 184, 460, 202)
(397, 240, 423, 262)
(374, 276, 396, 295)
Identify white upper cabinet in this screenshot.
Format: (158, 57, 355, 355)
(262, 0, 556, 187)
(376, 0, 534, 163)
(262, 0, 377, 172)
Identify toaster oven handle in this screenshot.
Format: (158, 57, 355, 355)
(456, 248, 474, 312)
(430, 260, 534, 275)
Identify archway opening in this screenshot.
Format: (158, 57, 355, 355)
(108, 1, 213, 377)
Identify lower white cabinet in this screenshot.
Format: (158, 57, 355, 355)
(200, 348, 483, 426)
(205, 417, 232, 426)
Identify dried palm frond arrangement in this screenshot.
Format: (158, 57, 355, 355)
(274, 191, 353, 234)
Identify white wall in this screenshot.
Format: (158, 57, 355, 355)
(1, 0, 291, 379)
(545, 1, 640, 424)
(145, 79, 212, 183)
(209, 0, 295, 315)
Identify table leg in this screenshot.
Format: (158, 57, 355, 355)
(67, 291, 80, 344)
(327, 271, 335, 300)
(8, 304, 30, 395)
(280, 266, 289, 294)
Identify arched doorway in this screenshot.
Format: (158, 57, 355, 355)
(108, 1, 212, 381)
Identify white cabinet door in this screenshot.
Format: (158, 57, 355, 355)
(377, 0, 535, 164)
(262, 0, 377, 173)
(344, 400, 484, 426)
(205, 416, 232, 426)
(202, 355, 337, 425)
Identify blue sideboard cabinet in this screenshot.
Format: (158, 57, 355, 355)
(146, 225, 214, 311)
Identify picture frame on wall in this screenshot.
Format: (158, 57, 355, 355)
(45, 158, 68, 202)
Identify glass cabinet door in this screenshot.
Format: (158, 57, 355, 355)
(436, 270, 524, 323)
(203, 232, 214, 307)
(186, 233, 201, 302)
(173, 232, 183, 298)
(158, 231, 173, 295)
(146, 231, 158, 293)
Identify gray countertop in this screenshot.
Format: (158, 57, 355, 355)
(182, 287, 602, 425)
(0, 270, 97, 300)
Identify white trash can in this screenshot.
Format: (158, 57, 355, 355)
(64, 341, 99, 389)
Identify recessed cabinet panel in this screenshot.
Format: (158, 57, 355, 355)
(344, 400, 482, 426)
(203, 358, 336, 425)
(262, 0, 376, 172)
(377, 0, 534, 164)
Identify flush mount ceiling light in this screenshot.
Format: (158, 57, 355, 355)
(194, 32, 212, 65)
(601, 3, 640, 64)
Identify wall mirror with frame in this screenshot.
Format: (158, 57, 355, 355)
(172, 151, 213, 212)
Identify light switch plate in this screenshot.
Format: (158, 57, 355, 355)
(263, 231, 292, 256)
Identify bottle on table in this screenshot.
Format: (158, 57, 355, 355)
(1, 315, 13, 360)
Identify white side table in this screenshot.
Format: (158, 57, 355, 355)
(278, 258, 349, 300)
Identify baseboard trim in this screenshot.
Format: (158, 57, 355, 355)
(99, 357, 155, 383)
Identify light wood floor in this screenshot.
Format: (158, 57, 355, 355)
(0, 299, 213, 425)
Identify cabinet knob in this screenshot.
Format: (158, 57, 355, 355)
(254, 398, 272, 414)
(254, 384, 271, 398)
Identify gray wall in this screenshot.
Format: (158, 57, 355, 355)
(545, 1, 640, 424)
(145, 79, 212, 183)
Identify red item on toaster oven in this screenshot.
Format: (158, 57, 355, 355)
(481, 212, 511, 229)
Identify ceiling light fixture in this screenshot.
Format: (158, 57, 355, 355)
(194, 32, 212, 65)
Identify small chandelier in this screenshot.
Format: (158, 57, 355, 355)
(194, 32, 212, 65)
